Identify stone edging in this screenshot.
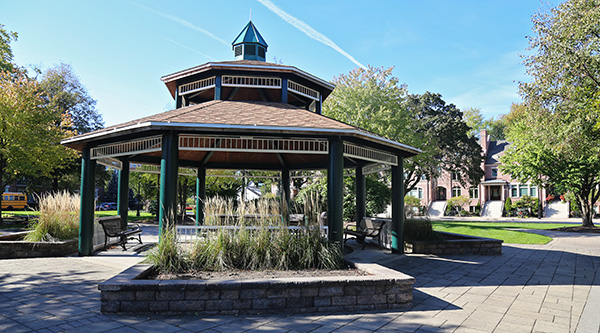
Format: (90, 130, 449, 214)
(0, 232, 78, 259)
(99, 262, 415, 315)
(406, 231, 503, 255)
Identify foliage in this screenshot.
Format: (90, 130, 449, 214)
(463, 107, 484, 138)
(145, 198, 343, 274)
(104, 170, 118, 202)
(502, 0, 600, 227)
(205, 170, 244, 199)
(25, 191, 79, 241)
(0, 71, 74, 219)
(404, 195, 422, 215)
(446, 195, 470, 216)
(38, 63, 104, 135)
(322, 66, 483, 195)
(0, 24, 18, 73)
(403, 217, 441, 241)
(145, 221, 186, 274)
(504, 198, 513, 215)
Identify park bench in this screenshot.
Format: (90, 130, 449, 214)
(343, 217, 387, 249)
(98, 216, 142, 251)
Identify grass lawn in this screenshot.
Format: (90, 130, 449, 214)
(432, 221, 575, 244)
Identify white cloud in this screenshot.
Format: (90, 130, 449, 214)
(257, 0, 367, 70)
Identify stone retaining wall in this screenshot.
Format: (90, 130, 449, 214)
(0, 232, 78, 259)
(99, 263, 415, 315)
(406, 231, 502, 255)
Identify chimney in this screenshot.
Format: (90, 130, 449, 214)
(480, 129, 489, 154)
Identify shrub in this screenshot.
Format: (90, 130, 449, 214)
(404, 195, 422, 216)
(25, 191, 79, 242)
(403, 217, 441, 241)
(447, 195, 470, 216)
(504, 198, 513, 216)
(146, 197, 344, 274)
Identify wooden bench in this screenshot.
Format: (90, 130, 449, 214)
(343, 217, 387, 249)
(97, 216, 142, 251)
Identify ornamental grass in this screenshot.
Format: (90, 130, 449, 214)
(25, 191, 80, 242)
(145, 196, 343, 274)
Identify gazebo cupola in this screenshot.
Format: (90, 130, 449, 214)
(232, 21, 268, 61)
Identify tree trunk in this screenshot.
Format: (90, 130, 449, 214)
(579, 196, 595, 227)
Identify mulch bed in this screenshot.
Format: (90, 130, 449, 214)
(551, 226, 600, 233)
(153, 268, 370, 281)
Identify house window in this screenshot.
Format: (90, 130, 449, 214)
(491, 167, 498, 177)
(469, 187, 479, 199)
(408, 187, 423, 199)
(452, 187, 462, 197)
(530, 186, 537, 197)
(421, 174, 427, 180)
(452, 172, 460, 181)
(519, 185, 529, 197)
(511, 185, 518, 197)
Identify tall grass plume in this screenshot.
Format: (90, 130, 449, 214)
(25, 191, 80, 242)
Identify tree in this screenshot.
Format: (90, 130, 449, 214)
(463, 107, 484, 138)
(0, 71, 72, 218)
(0, 24, 18, 73)
(446, 195, 470, 216)
(405, 92, 484, 189)
(322, 66, 484, 195)
(501, 0, 600, 227)
(37, 63, 104, 191)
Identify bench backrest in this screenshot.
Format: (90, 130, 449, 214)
(98, 216, 122, 237)
(359, 217, 387, 236)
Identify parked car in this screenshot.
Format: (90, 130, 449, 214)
(95, 202, 117, 211)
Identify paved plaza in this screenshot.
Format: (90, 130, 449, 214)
(1, 225, 599, 332)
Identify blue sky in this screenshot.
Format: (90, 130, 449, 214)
(1, 0, 560, 127)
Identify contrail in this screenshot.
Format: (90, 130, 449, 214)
(134, 3, 229, 46)
(158, 35, 218, 60)
(257, 0, 367, 69)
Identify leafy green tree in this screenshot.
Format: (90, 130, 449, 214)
(0, 24, 18, 73)
(322, 67, 483, 195)
(405, 92, 484, 188)
(37, 63, 104, 191)
(501, 0, 600, 227)
(463, 107, 484, 138)
(0, 72, 71, 218)
(446, 195, 470, 216)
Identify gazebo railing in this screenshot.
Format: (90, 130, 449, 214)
(176, 225, 329, 243)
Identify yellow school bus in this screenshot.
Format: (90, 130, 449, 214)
(1, 192, 28, 210)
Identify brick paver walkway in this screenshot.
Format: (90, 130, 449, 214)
(0, 225, 599, 332)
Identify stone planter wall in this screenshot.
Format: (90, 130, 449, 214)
(406, 231, 502, 255)
(99, 263, 415, 315)
(0, 232, 78, 259)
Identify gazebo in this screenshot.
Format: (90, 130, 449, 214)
(62, 21, 420, 256)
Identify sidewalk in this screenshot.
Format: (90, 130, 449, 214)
(0, 226, 599, 332)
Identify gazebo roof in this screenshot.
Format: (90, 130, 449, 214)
(232, 21, 268, 47)
(62, 100, 420, 157)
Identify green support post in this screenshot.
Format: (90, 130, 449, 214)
(281, 78, 288, 103)
(355, 165, 366, 226)
(391, 156, 405, 254)
(281, 168, 290, 224)
(117, 160, 129, 230)
(327, 137, 344, 245)
(214, 75, 222, 100)
(78, 147, 96, 256)
(159, 132, 179, 236)
(196, 167, 206, 225)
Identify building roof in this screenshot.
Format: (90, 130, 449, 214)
(486, 140, 509, 164)
(232, 21, 268, 47)
(160, 60, 335, 99)
(61, 100, 421, 156)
